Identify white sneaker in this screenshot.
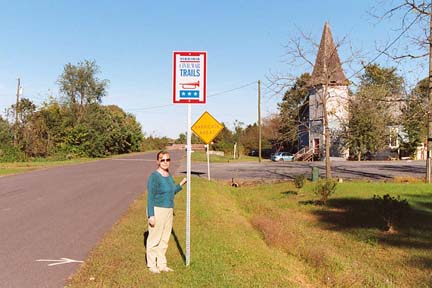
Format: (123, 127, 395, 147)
(159, 266, 174, 272)
(148, 267, 160, 274)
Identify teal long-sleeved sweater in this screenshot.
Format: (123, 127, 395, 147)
(147, 171, 182, 218)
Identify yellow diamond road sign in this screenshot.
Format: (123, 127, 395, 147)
(191, 111, 224, 144)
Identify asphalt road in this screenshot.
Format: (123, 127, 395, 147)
(183, 159, 428, 182)
(0, 151, 183, 288)
(0, 154, 427, 287)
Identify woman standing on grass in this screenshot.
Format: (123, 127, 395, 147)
(147, 151, 187, 273)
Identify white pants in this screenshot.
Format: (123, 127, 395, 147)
(147, 207, 173, 269)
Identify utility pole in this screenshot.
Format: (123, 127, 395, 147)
(427, 11, 432, 183)
(14, 78, 21, 146)
(258, 80, 262, 163)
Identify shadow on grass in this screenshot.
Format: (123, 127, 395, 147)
(407, 255, 432, 270)
(179, 170, 206, 177)
(143, 231, 149, 265)
(311, 197, 432, 247)
(281, 190, 298, 196)
(299, 200, 323, 206)
(403, 193, 432, 213)
(310, 197, 432, 270)
(171, 229, 186, 264)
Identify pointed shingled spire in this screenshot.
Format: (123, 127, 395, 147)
(310, 22, 348, 86)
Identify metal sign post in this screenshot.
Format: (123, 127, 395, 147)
(186, 104, 191, 266)
(206, 144, 210, 180)
(173, 51, 207, 267)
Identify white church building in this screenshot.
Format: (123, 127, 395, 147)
(298, 22, 350, 159)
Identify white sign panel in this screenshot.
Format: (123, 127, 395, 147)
(173, 51, 207, 104)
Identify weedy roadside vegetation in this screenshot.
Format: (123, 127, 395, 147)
(0, 158, 95, 176)
(313, 178, 337, 204)
(67, 178, 432, 287)
(0, 153, 146, 176)
(293, 174, 306, 194)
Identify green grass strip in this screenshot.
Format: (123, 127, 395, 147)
(66, 178, 306, 288)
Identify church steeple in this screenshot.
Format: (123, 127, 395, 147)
(310, 22, 348, 86)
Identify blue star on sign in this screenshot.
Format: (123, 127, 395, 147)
(180, 90, 200, 98)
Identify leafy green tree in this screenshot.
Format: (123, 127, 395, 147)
(239, 123, 272, 155)
(7, 98, 37, 150)
(104, 105, 143, 153)
(0, 116, 13, 147)
(346, 64, 404, 160)
(38, 100, 72, 155)
(59, 104, 143, 157)
(277, 73, 310, 151)
(1, 61, 145, 160)
(0, 116, 17, 162)
(239, 123, 259, 154)
(175, 133, 186, 144)
(212, 123, 234, 153)
(346, 88, 388, 160)
(358, 64, 403, 99)
(57, 60, 108, 123)
(400, 78, 428, 157)
(175, 132, 203, 145)
(141, 135, 171, 151)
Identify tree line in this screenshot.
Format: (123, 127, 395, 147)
(1, 61, 426, 162)
(0, 60, 144, 161)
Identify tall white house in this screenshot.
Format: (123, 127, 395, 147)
(299, 22, 349, 159)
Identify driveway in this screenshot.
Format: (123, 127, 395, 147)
(178, 159, 426, 181)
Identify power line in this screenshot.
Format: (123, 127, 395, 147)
(347, 13, 422, 80)
(124, 81, 256, 112)
(207, 81, 256, 98)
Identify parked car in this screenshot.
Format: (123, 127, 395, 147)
(271, 152, 294, 162)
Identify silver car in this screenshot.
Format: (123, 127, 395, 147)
(271, 152, 294, 162)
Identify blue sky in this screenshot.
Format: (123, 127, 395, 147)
(0, 1, 426, 138)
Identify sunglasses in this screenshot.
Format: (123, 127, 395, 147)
(159, 158, 171, 163)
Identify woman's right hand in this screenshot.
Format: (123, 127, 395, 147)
(148, 216, 156, 227)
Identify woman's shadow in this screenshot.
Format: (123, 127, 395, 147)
(143, 229, 186, 264)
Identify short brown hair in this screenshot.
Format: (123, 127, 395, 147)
(157, 150, 169, 160)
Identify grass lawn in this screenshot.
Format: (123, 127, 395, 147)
(0, 152, 148, 177)
(0, 158, 96, 176)
(66, 178, 432, 287)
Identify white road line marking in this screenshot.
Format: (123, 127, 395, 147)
(35, 258, 83, 266)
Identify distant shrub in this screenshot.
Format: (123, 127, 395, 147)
(313, 178, 337, 205)
(293, 174, 306, 191)
(0, 145, 28, 162)
(372, 194, 409, 233)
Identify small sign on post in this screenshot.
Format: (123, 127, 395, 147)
(191, 111, 224, 144)
(192, 111, 223, 181)
(173, 51, 207, 104)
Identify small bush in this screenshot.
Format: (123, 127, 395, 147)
(372, 194, 409, 232)
(313, 178, 337, 205)
(293, 174, 306, 191)
(0, 145, 28, 162)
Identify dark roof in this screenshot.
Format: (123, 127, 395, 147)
(310, 22, 348, 86)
